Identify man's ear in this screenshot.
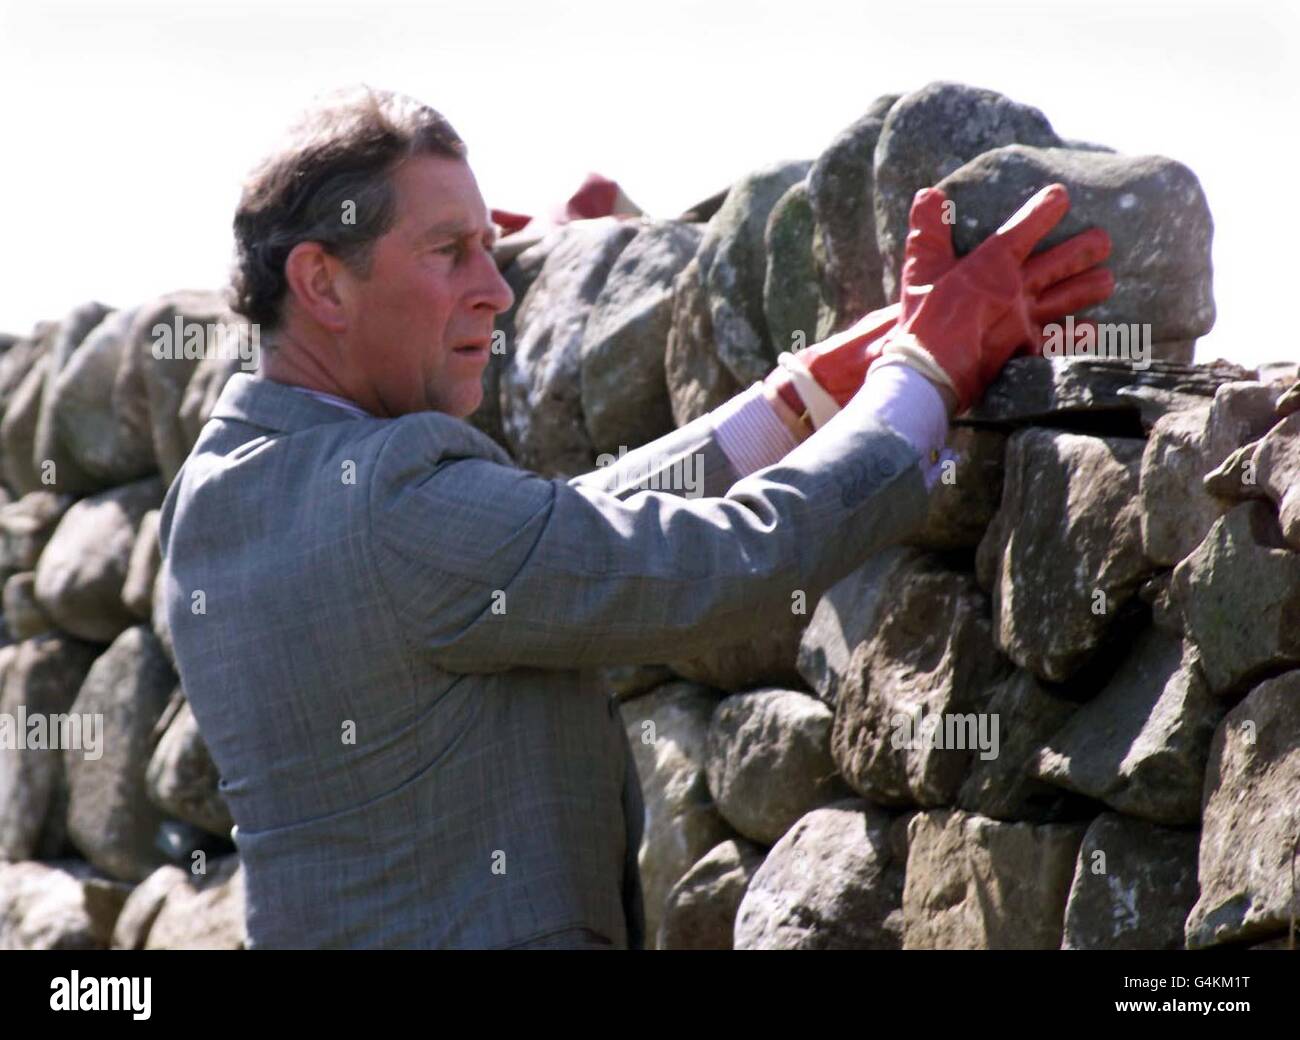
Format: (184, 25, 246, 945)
(284, 241, 349, 334)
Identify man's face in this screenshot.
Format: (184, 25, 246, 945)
(336, 155, 514, 418)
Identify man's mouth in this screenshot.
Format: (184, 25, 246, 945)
(452, 339, 490, 357)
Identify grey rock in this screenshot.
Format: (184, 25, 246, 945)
(110, 863, 189, 950)
(938, 144, 1217, 347)
(33, 476, 165, 644)
(177, 353, 241, 453)
(903, 427, 1007, 550)
(1250, 411, 1300, 549)
(875, 82, 1061, 302)
(145, 693, 233, 838)
(1140, 381, 1281, 566)
(1169, 501, 1300, 696)
(956, 669, 1083, 823)
(143, 853, 245, 949)
(620, 680, 733, 950)
(657, 838, 764, 950)
(796, 547, 920, 711)
(977, 428, 1151, 682)
(1061, 813, 1199, 950)
(64, 625, 178, 882)
(42, 306, 155, 493)
(472, 236, 557, 453)
(0, 859, 132, 950)
(1031, 631, 1224, 825)
(0, 490, 74, 584)
(705, 687, 851, 845)
(763, 179, 821, 354)
(501, 219, 639, 476)
(31, 302, 116, 492)
(665, 161, 810, 423)
(119, 290, 245, 485)
(121, 508, 161, 620)
(582, 220, 701, 455)
(1, 353, 51, 495)
(1185, 670, 1300, 948)
(902, 809, 1086, 949)
(0, 635, 101, 860)
(964, 356, 1254, 432)
(734, 799, 910, 949)
(831, 554, 1009, 806)
(3, 571, 55, 640)
(807, 93, 901, 335)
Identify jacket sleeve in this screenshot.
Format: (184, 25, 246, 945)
(567, 407, 743, 501)
(367, 390, 932, 674)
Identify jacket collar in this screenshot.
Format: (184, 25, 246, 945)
(210, 373, 378, 433)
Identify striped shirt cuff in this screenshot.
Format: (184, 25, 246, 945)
(710, 382, 800, 478)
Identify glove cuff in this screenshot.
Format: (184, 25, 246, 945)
(775, 351, 842, 430)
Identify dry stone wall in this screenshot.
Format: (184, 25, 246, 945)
(1, 81, 1295, 951)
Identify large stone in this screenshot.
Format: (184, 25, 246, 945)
(143, 853, 245, 949)
(0, 859, 132, 950)
(976, 428, 1151, 683)
(0, 634, 102, 860)
(33, 476, 165, 644)
(705, 687, 851, 845)
(964, 356, 1254, 432)
(806, 93, 900, 335)
(121, 508, 161, 620)
(902, 809, 1086, 949)
(831, 554, 1009, 806)
(1249, 411, 1300, 550)
(1184, 671, 1300, 948)
(177, 353, 241, 453)
(938, 144, 1217, 349)
(1061, 813, 1199, 950)
(0, 490, 74, 584)
(119, 290, 246, 485)
(734, 800, 909, 950)
(501, 218, 639, 476)
(665, 160, 810, 424)
(145, 692, 233, 838)
(31, 302, 116, 492)
(620, 680, 733, 950)
(762, 179, 821, 354)
(1139, 382, 1281, 566)
(472, 234, 558, 453)
(1169, 501, 1300, 696)
(874, 82, 1061, 302)
(41, 306, 155, 494)
(903, 427, 1007, 551)
(3, 571, 55, 640)
(796, 547, 920, 711)
(64, 625, 178, 882)
(657, 838, 764, 950)
(956, 669, 1084, 823)
(0, 353, 52, 495)
(111, 863, 189, 950)
(581, 220, 702, 455)
(1031, 631, 1224, 825)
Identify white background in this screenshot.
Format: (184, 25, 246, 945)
(0, 0, 1295, 366)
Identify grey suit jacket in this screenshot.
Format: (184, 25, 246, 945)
(157, 372, 930, 949)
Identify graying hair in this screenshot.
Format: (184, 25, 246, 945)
(230, 85, 466, 334)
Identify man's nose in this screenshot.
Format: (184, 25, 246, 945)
(471, 249, 515, 316)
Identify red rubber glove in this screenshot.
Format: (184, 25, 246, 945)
(882, 182, 1112, 414)
(766, 184, 1113, 419)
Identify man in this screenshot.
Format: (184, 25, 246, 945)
(158, 86, 1112, 949)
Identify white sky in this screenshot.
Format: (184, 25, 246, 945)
(0, 0, 1295, 367)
